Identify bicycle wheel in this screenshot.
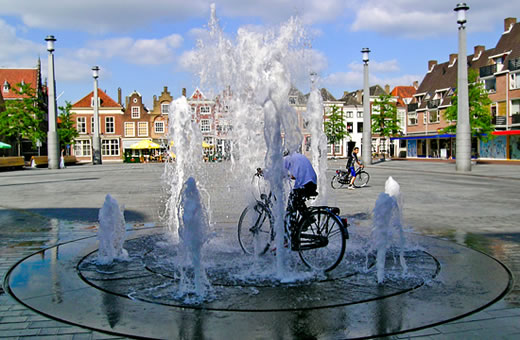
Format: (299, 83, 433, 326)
(238, 203, 273, 255)
(353, 171, 370, 188)
(295, 209, 346, 272)
(331, 174, 347, 189)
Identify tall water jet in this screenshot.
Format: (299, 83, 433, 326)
(97, 194, 128, 265)
(369, 177, 407, 283)
(176, 177, 212, 302)
(305, 72, 328, 204)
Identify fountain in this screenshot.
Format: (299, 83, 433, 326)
(97, 194, 128, 265)
(368, 177, 408, 283)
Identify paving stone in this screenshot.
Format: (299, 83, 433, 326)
(57, 326, 92, 335)
(396, 327, 441, 338)
(0, 322, 28, 330)
(0, 316, 28, 323)
(0, 328, 40, 337)
(485, 308, 520, 317)
(28, 320, 68, 329)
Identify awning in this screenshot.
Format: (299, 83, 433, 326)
(492, 130, 520, 136)
(390, 134, 455, 141)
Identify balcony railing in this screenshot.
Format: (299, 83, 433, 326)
(427, 99, 441, 109)
(407, 103, 418, 112)
(512, 114, 520, 124)
(493, 116, 506, 125)
(480, 64, 497, 78)
(509, 58, 520, 72)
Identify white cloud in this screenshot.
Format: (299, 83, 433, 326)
(348, 1, 520, 38)
(0, 19, 42, 67)
(347, 60, 400, 74)
(74, 34, 184, 65)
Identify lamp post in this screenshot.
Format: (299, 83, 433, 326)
(92, 66, 102, 165)
(45, 35, 60, 169)
(361, 48, 372, 165)
(454, 3, 471, 171)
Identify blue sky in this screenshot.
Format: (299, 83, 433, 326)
(0, 1, 518, 109)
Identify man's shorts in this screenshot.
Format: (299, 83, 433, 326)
(349, 166, 356, 177)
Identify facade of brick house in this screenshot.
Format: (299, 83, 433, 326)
(188, 88, 217, 153)
(70, 89, 124, 162)
(122, 91, 152, 159)
(150, 86, 173, 148)
(0, 61, 48, 157)
(405, 17, 520, 160)
(390, 85, 417, 157)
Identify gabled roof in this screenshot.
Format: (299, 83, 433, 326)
(496, 21, 520, 69)
(320, 88, 337, 101)
(391, 86, 417, 107)
(288, 87, 307, 105)
(339, 91, 362, 106)
(370, 85, 387, 97)
(72, 88, 121, 108)
(189, 87, 207, 101)
(0, 68, 39, 99)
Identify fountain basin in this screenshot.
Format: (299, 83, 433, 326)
(4, 225, 512, 339)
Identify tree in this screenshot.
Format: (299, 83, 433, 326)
(442, 68, 493, 142)
(323, 105, 348, 157)
(0, 83, 46, 156)
(371, 94, 401, 158)
(58, 101, 79, 153)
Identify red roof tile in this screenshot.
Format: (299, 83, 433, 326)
(0, 68, 39, 99)
(391, 86, 417, 107)
(72, 89, 121, 108)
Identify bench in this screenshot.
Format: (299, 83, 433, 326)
(0, 156, 25, 169)
(63, 155, 77, 165)
(31, 156, 48, 167)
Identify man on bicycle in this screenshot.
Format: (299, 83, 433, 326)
(346, 147, 363, 190)
(283, 151, 318, 227)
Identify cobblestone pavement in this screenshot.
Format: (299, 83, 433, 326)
(1, 160, 519, 339)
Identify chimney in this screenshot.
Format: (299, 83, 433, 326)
(413, 81, 419, 89)
(163, 86, 168, 93)
(473, 45, 485, 59)
(505, 17, 517, 32)
(449, 53, 457, 66)
(384, 84, 390, 94)
(182, 88, 187, 97)
(117, 87, 122, 105)
(428, 60, 437, 72)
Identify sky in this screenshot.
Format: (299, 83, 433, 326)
(0, 1, 519, 109)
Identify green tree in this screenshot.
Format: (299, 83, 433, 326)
(371, 94, 401, 158)
(441, 68, 493, 142)
(58, 101, 78, 153)
(0, 83, 46, 156)
(324, 105, 348, 157)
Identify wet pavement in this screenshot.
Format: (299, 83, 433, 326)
(1, 160, 520, 339)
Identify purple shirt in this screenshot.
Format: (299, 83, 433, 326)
(283, 153, 317, 189)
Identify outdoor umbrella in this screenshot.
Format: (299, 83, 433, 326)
(0, 142, 11, 149)
(129, 140, 161, 149)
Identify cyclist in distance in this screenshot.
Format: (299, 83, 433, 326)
(346, 147, 363, 190)
(283, 150, 318, 227)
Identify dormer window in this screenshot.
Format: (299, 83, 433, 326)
(3, 81, 9, 93)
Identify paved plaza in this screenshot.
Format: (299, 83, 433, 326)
(0, 160, 519, 339)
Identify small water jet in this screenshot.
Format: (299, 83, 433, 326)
(97, 194, 128, 265)
(368, 177, 407, 283)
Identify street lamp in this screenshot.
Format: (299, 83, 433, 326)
(361, 48, 372, 165)
(92, 66, 102, 165)
(454, 3, 471, 171)
(45, 35, 60, 169)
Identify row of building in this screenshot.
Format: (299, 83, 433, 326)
(1, 17, 519, 162)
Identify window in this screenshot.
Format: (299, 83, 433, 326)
(345, 111, 353, 118)
(161, 103, 170, 114)
(200, 119, 210, 132)
(105, 117, 114, 134)
(204, 137, 214, 145)
(124, 122, 135, 137)
(102, 139, 120, 156)
(483, 78, 496, 92)
(91, 117, 94, 133)
(347, 122, 353, 133)
(2, 81, 9, 93)
(357, 122, 363, 133)
(289, 96, 297, 105)
(512, 99, 520, 115)
(429, 110, 440, 123)
(155, 121, 165, 134)
(334, 144, 341, 155)
(200, 106, 211, 114)
(75, 140, 91, 156)
(357, 111, 363, 118)
(77, 117, 87, 134)
(511, 73, 520, 90)
(138, 122, 148, 136)
(131, 107, 140, 119)
(408, 112, 418, 126)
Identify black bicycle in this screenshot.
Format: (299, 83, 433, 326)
(238, 169, 349, 272)
(331, 166, 370, 189)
